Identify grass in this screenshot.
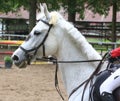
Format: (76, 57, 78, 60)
(86, 38, 120, 55)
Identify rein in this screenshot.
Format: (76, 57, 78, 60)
(36, 57, 102, 63)
(36, 52, 108, 101)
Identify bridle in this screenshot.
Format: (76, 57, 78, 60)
(19, 19, 53, 64)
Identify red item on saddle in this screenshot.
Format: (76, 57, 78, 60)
(111, 47, 120, 58)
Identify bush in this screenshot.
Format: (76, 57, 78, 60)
(4, 56, 13, 62)
(4, 56, 13, 68)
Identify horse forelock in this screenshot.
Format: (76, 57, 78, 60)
(49, 11, 64, 25)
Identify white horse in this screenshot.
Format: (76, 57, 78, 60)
(12, 4, 107, 101)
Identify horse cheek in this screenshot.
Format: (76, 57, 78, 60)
(45, 35, 58, 55)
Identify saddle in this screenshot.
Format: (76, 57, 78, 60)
(90, 63, 120, 101)
(90, 48, 120, 101)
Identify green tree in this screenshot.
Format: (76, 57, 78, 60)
(29, 0, 37, 32)
(0, 0, 60, 32)
(1, 0, 120, 43)
(0, 0, 19, 12)
(15, 0, 37, 32)
(86, 0, 120, 46)
(61, 0, 85, 22)
(61, 0, 120, 44)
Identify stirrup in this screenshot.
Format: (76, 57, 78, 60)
(100, 92, 115, 101)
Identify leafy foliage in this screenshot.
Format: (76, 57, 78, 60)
(0, 0, 120, 29)
(0, 0, 19, 12)
(0, 0, 120, 19)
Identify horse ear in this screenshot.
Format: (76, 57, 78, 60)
(43, 4, 50, 20)
(36, 3, 45, 20)
(40, 3, 44, 13)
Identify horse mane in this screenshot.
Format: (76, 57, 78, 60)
(39, 11, 102, 67)
(64, 21, 102, 60)
(50, 11, 102, 63)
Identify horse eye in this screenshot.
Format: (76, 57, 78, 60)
(34, 31, 41, 35)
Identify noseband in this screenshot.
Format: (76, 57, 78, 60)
(19, 19, 53, 64)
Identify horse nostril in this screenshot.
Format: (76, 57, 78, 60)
(12, 55, 19, 61)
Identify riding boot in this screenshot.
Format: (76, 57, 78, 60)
(100, 92, 115, 101)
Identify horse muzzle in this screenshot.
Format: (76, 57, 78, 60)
(12, 55, 27, 68)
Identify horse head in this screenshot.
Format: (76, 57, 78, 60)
(12, 4, 59, 68)
(12, 4, 105, 101)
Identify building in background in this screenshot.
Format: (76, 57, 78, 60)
(0, 7, 29, 40)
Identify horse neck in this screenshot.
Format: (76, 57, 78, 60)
(55, 23, 102, 96)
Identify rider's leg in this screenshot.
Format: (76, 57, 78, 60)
(100, 92, 115, 101)
(99, 68, 120, 101)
